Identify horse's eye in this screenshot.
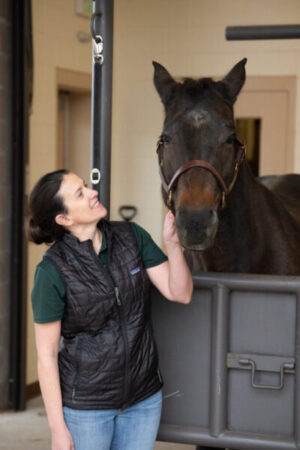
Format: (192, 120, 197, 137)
(159, 134, 172, 144)
(226, 134, 237, 144)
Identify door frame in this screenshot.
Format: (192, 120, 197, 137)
(56, 68, 92, 169)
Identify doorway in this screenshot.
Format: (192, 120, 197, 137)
(56, 69, 92, 181)
(235, 76, 296, 176)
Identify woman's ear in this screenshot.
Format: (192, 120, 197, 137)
(55, 214, 72, 227)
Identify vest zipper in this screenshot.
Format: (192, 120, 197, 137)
(72, 337, 82, 404)
(114, 286, 121, 306)
(87, 240, 131, 409)
(114, 286, 130, 408)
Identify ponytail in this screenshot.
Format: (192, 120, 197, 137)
(27, 169, 69, 244)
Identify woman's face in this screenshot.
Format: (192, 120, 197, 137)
(57, 172, 107, 227)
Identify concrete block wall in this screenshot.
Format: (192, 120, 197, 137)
(0, 0, 12, 410)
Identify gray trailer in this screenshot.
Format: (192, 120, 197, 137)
(152, 273, 300, 450)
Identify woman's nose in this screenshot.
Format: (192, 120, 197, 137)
(89, 188, 98, 198)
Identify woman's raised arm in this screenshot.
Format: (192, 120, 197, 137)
(146, 211, 193, 304)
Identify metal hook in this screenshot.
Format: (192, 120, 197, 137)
(90, 12, 102, 40)
(93, 35, 104, 64)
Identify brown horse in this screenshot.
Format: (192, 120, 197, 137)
(153, 59, 300, 275)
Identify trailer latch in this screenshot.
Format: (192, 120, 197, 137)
(227, 352, 295, 390)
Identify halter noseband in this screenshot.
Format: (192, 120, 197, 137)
(156, 139, 246, 212)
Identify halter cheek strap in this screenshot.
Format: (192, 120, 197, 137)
(156, 141, 246, 212)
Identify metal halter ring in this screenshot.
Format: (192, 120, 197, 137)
(90, 168, 101, 185)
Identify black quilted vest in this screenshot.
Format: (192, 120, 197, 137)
(44, 220, 163, 410)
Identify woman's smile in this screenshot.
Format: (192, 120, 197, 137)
(57, 173, 108, 228)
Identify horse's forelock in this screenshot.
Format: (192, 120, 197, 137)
(182, 77, 215, 94)
(177, 77, 231, 108)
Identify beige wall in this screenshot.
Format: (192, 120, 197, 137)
(27, 0, 300, 384)
(27, 0, 92, 384)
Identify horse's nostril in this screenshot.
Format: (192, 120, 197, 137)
(175, 206, 218, 250)
(176, 207, 217, 229)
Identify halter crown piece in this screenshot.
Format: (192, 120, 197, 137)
(156, 140, 246, 213)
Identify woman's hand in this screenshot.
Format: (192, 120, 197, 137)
(163, 210, 180, 247)
(147, 210, 193, 304)
(51, 425, 74, 450)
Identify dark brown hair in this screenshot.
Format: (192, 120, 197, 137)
(27, 169, 69, 244)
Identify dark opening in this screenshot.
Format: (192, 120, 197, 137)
(236, 118, 261, 177)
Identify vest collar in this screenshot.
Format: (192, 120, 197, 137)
(62, 220, 108, 254)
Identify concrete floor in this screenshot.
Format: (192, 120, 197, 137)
(0, 396, 195, 450)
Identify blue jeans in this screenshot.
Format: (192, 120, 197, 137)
(63, 390, 162, 450)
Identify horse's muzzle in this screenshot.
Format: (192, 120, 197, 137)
(175, 206, 218, 250)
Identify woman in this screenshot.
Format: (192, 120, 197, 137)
(28, 169, 193, 450)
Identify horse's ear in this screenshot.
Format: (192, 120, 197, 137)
(220, 58, 247, 104)
(152, 61, 177, 105)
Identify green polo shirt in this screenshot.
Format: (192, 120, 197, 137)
(31, 222, 167, 324)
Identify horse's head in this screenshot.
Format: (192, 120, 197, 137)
(153, 59, 247, 250)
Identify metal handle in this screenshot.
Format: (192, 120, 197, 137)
(118, 205, 137, 222)
(239, 358, 294, 390)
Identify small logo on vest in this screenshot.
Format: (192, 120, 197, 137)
(130, 267, 141, 275)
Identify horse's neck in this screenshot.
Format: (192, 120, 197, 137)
(215, 164, 261, 271)
(201, 162, 299, 274)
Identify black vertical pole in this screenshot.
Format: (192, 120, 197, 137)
(91, 0, 114, 218)
(9, 0, 31, 410)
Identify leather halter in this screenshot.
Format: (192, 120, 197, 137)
(156, 139, 246, 212)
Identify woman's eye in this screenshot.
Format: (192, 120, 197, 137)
(78, 182, 87, 196)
